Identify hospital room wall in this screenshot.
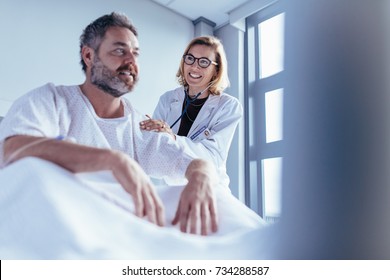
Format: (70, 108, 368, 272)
(215, 25, 246, 201)
(0, 0, 193, 116)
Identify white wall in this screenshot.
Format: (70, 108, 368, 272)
(0, 0, 193, 116)
(215, 25, 245, 201)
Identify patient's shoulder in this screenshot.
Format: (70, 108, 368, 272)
(22, 83, 79, 101)
(9, 83, 81, 119)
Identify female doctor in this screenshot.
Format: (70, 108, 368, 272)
(140, 36, 242, 188)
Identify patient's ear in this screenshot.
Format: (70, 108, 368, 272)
(81, 46, 94, 69)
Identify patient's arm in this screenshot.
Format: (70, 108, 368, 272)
(3, 135, 165, 226)
(172, 159, 218, 235)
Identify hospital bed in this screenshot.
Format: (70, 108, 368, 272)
(0, 157, 271, 259)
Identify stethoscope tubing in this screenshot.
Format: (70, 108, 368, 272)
(170, 82, 214, 128)
(170, 90, 202, 128)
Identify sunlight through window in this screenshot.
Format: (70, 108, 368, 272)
(265, 88, 284, 143)
(262, 157, 282, 218)
(259, 13, 285, 78)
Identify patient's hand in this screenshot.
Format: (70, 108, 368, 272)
(139, 116, 176, 140)
(4, 135, 165, 227)
(172, 159, 218, 235)
(110, 151, 165, 227)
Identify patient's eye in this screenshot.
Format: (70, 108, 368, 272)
(112, 48, 125, 56)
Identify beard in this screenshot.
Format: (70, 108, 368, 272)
(91, 56, 139, 98)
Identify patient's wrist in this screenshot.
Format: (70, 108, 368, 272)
(185, 159, 216, 185)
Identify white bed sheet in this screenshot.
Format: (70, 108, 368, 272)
(0, 157, 273, 259)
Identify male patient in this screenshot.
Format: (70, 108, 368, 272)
(0, 12, 218, 236)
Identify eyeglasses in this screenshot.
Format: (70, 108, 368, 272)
(183, 54, 218, 68)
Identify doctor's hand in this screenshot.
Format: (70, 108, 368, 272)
(139, 115, 176, 140)
(172, 159, 218, 235)
(110, 151, 165, 227)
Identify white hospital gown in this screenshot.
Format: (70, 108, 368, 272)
(0, 83, 193, 182)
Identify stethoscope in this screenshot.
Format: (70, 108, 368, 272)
(170, 84, 212, 128)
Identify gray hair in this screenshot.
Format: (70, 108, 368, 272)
(79, 12, 137, 73)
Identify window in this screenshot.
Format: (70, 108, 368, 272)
(259, 13, 285, 79)
(245, 2, 285, 222)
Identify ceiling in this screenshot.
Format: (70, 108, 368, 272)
(150, 0, 253, 28)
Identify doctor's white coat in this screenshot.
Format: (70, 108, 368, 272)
(153, 87, 243, 188)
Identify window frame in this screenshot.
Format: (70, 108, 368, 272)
(244, 2, 285, 220)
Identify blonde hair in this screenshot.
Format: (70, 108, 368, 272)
(176, 36, 230, 95)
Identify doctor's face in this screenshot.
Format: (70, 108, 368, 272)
(183, 44, 217, 93)
(90, 26, 139, 97)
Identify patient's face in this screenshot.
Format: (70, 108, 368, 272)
(90, 26, 140, 97)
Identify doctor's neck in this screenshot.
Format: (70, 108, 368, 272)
(187, 84, 212, 98)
